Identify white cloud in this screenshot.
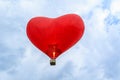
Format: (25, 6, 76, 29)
(56, 0, 103, 16)
(110, 0, 120, 18)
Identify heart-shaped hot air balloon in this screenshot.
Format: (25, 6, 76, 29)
(26, 14, 85, 65)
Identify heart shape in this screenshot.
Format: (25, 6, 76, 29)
(26, 14, 84, 59)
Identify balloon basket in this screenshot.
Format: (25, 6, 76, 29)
(50, 59, 56, 66)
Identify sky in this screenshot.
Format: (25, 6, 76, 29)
(0, 0, 120, 80)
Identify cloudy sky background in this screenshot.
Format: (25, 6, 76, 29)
(0, 0, 120, 80)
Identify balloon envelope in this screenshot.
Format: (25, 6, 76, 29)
(26, 14, 85, 59)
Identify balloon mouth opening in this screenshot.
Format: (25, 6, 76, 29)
(50, 59, 56, 66)
(46, 44, 62, 59)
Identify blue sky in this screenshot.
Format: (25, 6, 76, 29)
(0, 0, 120, 80)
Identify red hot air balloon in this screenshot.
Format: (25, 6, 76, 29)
(26, 14, 85, 66)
